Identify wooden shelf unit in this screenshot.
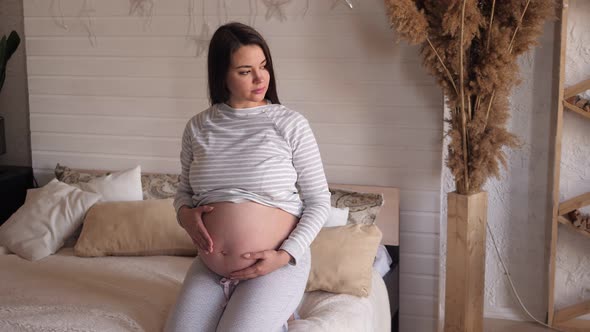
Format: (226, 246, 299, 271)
(548, 1, 590, 330)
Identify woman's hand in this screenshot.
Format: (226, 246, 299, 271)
(178, 205, 215, 254)
(229, 249, 292, 280)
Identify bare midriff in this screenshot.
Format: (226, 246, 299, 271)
(199, 201, 298, 277)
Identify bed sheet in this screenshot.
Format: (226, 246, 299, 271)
(0, 248, 389, 332)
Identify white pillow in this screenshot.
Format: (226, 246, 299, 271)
(0, 179, 102, 261)
(373, 244, 393, 277)
(78, 165, 142, 202)
(324, 206, 349, 227)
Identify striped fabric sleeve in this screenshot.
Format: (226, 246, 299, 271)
(278, 114, 331, 264)
(174, 119, 196, 220)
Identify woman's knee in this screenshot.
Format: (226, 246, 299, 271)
(165, 258, 226, 332)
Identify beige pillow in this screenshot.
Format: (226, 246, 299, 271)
(306, 224, 382, 297)
(74, 199, 197, 257)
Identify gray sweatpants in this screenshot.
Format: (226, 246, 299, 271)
(164, 250, 311, 332)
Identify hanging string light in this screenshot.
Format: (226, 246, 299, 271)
(78, 0, 97, 47)
(331, 0, 353, 9)
(186, 0, 210, 57)
(129, 0, 155, 29)
(261, 0, 292, 22)
(50, 0, 69, 30)
(44, 0, 357, 51)
(217, 0, 229, 26)
(301, 0, 310, 18)
(248, 0, 259, 27)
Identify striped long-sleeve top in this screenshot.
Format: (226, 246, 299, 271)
(174, 102, 331, 263)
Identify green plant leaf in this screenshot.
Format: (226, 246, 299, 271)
(0, 31, 21, 95)
(0, 36, 6, 92)
(0, 35, 6, 71)
(5, 31, 21, 62)
(0, 70, 5, 93)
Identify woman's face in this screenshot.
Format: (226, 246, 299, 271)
(226, 44, 270, 109)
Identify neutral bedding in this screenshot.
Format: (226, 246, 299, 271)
(0, 247, 390, 332)
(0, 166, 395, 331)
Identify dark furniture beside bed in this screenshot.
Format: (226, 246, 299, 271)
(385, 245, 400, 332)
(0, 165, 35, 226)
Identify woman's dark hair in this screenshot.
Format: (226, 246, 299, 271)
(207, 22, 280, 105)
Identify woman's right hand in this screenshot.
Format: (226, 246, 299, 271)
(178, 205, 215, 254)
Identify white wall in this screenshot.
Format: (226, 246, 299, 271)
(439, 0, 590, 325)
(555, 0, 590, 318)
(0, 0, 31, 167)
(22, 0, 443, 330)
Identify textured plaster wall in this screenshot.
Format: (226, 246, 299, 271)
(438, 20, 557, 322)
(554, 0, 590, 317)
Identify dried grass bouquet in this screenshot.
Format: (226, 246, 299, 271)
(385, 0, 555, 194)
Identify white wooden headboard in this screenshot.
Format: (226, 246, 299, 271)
(329, 184, 400, 246)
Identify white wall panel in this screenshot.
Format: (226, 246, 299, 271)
(400, 253, 439, 276)
(23, 0, 443, 329)
(400, 274, 438, 297)
(400, 314, 437, 332)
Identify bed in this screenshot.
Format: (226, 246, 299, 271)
(0, 169, 399, 332)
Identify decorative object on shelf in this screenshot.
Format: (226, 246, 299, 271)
(384, 1, 554, 331)
(565, 95, 590, 113)
(565, 210, 590, 231)
(556, 192, 590, 240)
(563, 79, 590, 119)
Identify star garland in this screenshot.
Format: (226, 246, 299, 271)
(186, 0, 210, 57)
(331, 0, 354, 9)
(129, 0, 155, 29)
(78, 0, 97, 47)
(262, 0, 292, 22)
(50, 0, 69, 30)
(45, 0, 357, 51)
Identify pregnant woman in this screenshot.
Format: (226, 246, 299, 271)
(164, 22, 331, 332)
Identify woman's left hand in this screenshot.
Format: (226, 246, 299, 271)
(229, 249, 292, 280)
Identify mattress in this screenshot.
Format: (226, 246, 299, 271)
(0, 248, 390, 332)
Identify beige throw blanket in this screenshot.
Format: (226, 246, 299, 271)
(0, 248, 389, 332)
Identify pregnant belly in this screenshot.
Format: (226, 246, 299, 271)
(199, 201, 298, 277)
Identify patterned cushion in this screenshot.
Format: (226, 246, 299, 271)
(54, 165, 384, 223)
(55, 163, 106, 186)
(141, 173, 180, 200)
(329, 188, 384, 225)
(54, 164, 180, 200)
